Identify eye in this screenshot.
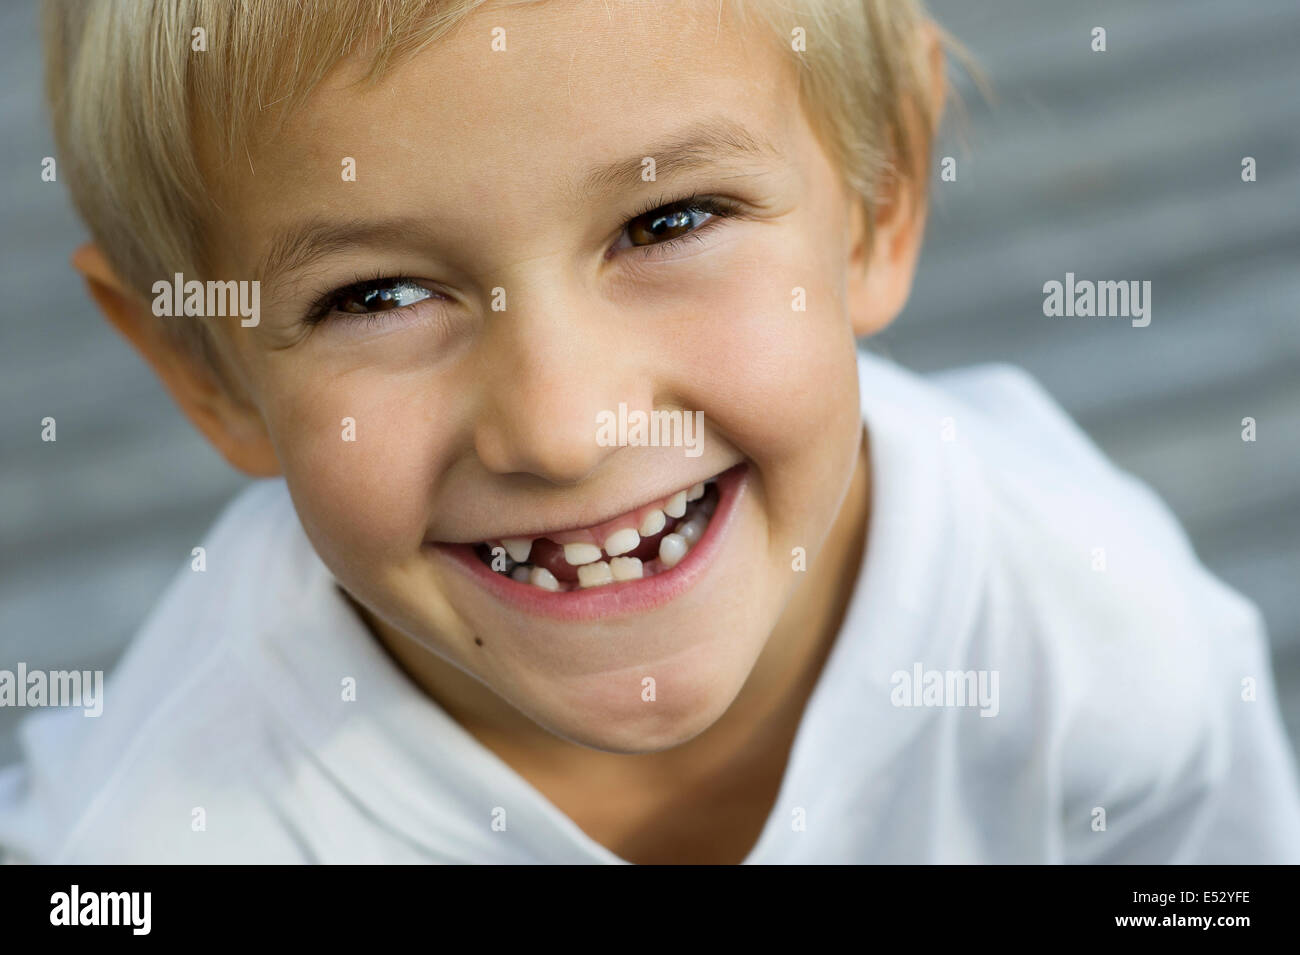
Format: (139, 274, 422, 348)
(333, 278, 433, 314)
(613, 195, 738, 255)
(307, 276, 438, 324)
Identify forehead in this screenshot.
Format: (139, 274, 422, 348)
(205, 0, 803, 260)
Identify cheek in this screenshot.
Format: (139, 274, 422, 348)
(261, 368, 451, 566)
(665, 229, 862, 470)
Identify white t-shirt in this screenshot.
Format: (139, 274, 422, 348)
(3, 351, 1298, 863)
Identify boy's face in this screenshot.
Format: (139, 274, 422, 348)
(193, 0, 919, 752)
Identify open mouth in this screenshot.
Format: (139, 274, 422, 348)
(472, 477, 721, 592)
(429, 464, 748, 619)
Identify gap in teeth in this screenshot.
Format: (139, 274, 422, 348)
(477, 479, 720, 590)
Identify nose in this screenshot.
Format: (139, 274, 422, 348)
(472, 274, 650, 485)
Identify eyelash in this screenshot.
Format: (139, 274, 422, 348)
(304, 272, 433, 326)
(303, 192, 740, 325)
(618, 192, 739, 258)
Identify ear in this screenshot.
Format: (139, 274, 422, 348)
(72, 243, 281, 477)
(846, 21, 948, 338)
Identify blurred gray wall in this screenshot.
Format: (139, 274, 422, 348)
(2, 0, 1298, 765)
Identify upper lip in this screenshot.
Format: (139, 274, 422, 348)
(425, 465, 735, 545)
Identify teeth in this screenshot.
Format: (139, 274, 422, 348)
(577, 561, 614, 588)
(664, 490, 688, 519)
(639, 508, 666, 537)
(501, 537, 533, 562)
(563, 542, 602, 566)
(529, 566, 560, 591)
(603, 527, 640, 557)
(609, 556, 643, 580)
(676, 516, 706, 545)
(658, 532, 688, 568)
(482, 479, 721, 588)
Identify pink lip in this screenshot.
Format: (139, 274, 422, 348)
(427, 463, 749, 622)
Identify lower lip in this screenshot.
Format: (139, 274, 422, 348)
(430, 464, 749, 622)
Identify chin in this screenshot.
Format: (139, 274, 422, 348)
(526, 680, 744, 755)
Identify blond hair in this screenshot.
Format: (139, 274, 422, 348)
(43, 0, 945, 357)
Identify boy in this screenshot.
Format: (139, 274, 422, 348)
(3, 0, 1298, 863)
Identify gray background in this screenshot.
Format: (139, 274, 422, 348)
(2, 0, 1298, 766)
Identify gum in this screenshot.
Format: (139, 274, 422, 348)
(488, 479, 712, 549)
(482, 484, 718, 583)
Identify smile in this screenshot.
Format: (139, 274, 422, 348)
(429, 464, 748, 621)
(476, 475, 720, 591)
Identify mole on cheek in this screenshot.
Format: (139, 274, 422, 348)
(474, 637, 484, 647)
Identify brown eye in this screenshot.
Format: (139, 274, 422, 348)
(335, 279, 433, 314)
(625, 204, 712, 247)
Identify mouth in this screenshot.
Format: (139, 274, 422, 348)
(428, 463, 749, 621)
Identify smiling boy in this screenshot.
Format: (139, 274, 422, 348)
(2, 0, 1298, 864)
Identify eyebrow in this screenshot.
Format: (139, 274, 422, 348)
(577, 116, 783, 197)
(254, 217, 442, 290)
(255, 117, 782, 288)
